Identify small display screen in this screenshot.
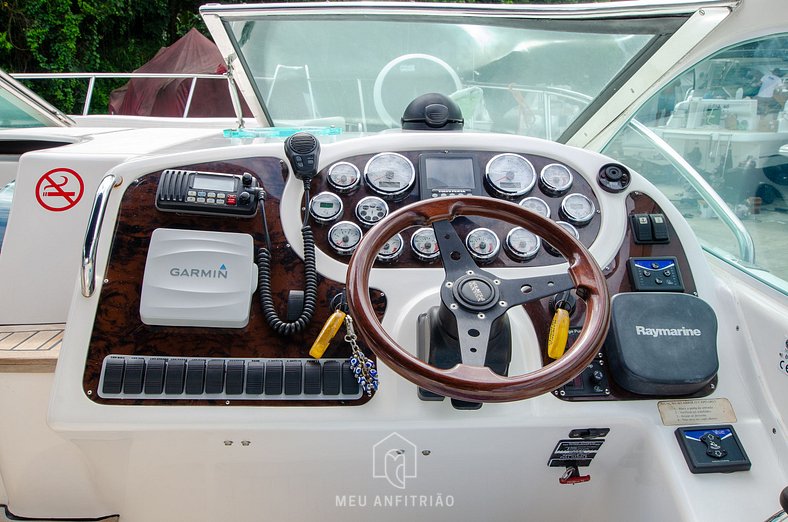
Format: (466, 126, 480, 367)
(192, 174, 235, 192)
(425, 157, 475, 190)
(319, 202, 335, 208)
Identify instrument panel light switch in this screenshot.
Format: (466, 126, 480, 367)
(630, 213, 670, 244)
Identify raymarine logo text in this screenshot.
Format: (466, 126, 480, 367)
(635, 325, 701, 338)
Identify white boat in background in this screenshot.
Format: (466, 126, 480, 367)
(0, 1, 786, 521)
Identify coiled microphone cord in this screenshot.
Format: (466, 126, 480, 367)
(255, 179, 318, 335)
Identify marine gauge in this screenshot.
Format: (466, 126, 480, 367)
(410, 227, 440, 262)
(485, 153, 536, 198)
(465, 227, 501, 263)
(328, 221, 362, 256)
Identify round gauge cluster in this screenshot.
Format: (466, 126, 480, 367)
(315, 150, 598, 263)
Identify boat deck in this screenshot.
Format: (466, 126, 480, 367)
(0, 324, 63, 372)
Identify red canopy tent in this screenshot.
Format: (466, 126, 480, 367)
(109, 28, 251, 118)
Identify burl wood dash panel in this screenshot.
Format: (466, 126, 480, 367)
(84, 157, 384, 406)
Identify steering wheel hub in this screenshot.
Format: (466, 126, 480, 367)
(453, 274, 498, 311)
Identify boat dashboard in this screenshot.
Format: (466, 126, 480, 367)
(56, 130, 718, 415)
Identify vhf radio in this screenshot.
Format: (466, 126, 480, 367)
(155, 169, 259, 217)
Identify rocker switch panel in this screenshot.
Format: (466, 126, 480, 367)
(630, 213, 670, 244)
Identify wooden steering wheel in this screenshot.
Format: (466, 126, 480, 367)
(346, 196, 610, 402)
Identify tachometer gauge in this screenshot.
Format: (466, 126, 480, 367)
(328, 221, 362, 256)
(410, 227, 440, 262)
(505, 227, 541, 261)
(377, 233, 404, 263)
(364, 152, 415, 198)
(518, 196, 551, 219)
(309, 191, 343, 224)
(539, 163, 573, 196)
(560, 193, 595, 226)
(485, 153, 536, 198)
(545, 221, 580, 256)
(465, 227, 500, 263)
(355, 196, 389, 227)
(327, 162, 360, 193)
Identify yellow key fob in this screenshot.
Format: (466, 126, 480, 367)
(547, 308, 570, 360)
(309, 310, 346, 359)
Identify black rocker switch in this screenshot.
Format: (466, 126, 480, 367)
(700, 433, 728, 459)
(650, 214, 670, 242)
(630, 214, 653, 243)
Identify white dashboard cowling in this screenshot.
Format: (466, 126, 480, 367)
(139, 228, 258, 328)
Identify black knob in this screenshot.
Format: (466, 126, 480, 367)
(242, 172, 253, 186)
(780, 486, 788, 513)
(592, 370, 604, 383)
(239, 191, 251, 205)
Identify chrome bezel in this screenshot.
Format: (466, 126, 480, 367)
(518, 196, 551, 219)
(363, 152, 416, 198)
(376, 233, 404, 263)
(465, 227, 501, 263)
(410, 227, 441, 262)
(484, 153, 536, 198)
(308, 191, 343, 224)
(327, 220, 363, 256)
(327, 161, 361, 193)
(560, 193, 596, 226)
(355, 196, 389, 227)
(539, 163, 574, 196)
(504, 227, 541, 262)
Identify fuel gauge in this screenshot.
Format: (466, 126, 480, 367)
(465, 227, 500, 263)
(328, 221, 362, 256)
(410, 227, 440, 262)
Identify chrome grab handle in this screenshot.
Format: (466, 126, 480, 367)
(81, 174, 116, 297)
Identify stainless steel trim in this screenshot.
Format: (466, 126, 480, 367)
(81, 175, 116, 298)
(629, 120, 755, 264)
(200, 1, 738, 19)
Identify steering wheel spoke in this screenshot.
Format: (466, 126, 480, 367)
(433, 219, 484, 280)
(500, 272, 575, 307)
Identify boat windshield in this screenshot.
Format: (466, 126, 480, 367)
(222, 13, 663, 138)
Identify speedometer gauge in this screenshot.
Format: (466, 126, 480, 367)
(505, 228, 541, 261)
(328, 221, 362, 256)
(539, 163, 573, 196)
(560, 193, 595, 226)
(309, 191, 343, 224)
(485, 153, 536, 198)
(355, 196, 389, 227)
(327, 162, 360, 193)
(364, 152, 415, 198)
(377, 233, 404, 263)
(518, 196, 551, 219)
(465, 228, 500, 263)
(410, 227, 440, 262)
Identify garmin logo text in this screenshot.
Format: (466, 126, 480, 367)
(169, 264, 228, 279)
(635, 325, 702, 338)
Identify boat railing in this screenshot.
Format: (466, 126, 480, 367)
(10, 72, 231, 117)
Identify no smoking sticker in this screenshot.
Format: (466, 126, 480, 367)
(36, 168, 84, 212)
